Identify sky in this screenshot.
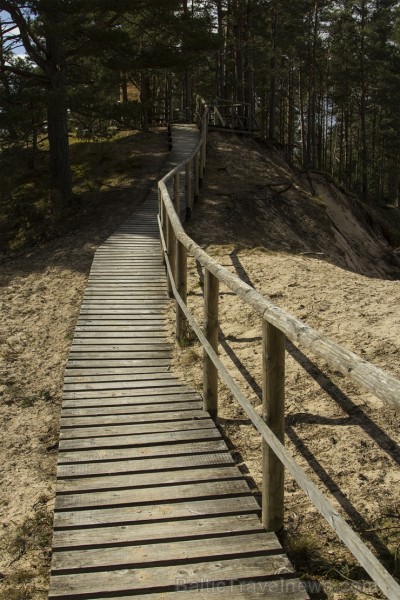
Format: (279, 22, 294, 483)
(0, 10, 26, 56)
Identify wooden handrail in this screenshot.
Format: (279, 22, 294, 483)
(158, 105, 400, 600)
(159, 134, 400, 414)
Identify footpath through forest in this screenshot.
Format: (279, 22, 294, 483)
(0, 128, 399, 599)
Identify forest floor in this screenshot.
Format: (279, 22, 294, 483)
(1, 128, 399, 600)
(0, 129, 167, 600)
(166, 133, 400, 599)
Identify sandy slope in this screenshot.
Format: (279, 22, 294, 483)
(0, 130, 166, 599)
(167, 133, 400, 599)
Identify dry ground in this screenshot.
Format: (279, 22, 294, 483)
(1, 128, 399, 600)
(0, 129, 167, 599)
(166, 133, 400, 599)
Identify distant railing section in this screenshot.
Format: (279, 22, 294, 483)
(209, 98, 260, 132)
(157, 99, 400, 600)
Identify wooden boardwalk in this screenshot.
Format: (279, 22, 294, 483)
(48, 126, 307, 599)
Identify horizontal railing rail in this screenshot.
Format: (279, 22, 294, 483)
(157, 100, 400, 600)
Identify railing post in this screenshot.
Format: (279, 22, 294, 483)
(194, 152, 200, 201)
(185, 162, 192, 219)
(166, 214, 176, 299)
(174, 171, 180, 217)
(159, 187, 165, 266)
(203, 268, 219, 419)
(200, 132, 206, 184)
(176, 241, 187, 340)
(262, 320, 285, 531)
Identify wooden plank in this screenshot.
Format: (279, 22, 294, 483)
(78, 310, 167, 316)
(52, 532, 280, 571)
(63, 372, 176, 383)
(71, 341, 170, 351)
(48, 555, 294, 598)
(61, 402, 201, 416)
(57, 465, 242, 493)
(48, 123, 308, 600)
(52, 513, 264, 549)
(74, 326, 166, 331)
(64, 367, 171, 376)
(63, 378, 183, 390)
(95, 584, 308, 599)
(60, 409, 207, 427)
(62, 393, 199, 406)
(88, 589, 307, 600)
(62, 386, 191, 400)
(68, 352, 171, 360)
(58, 428, 222, 451)
(57, 451, 233, 478)
(57, 439, 229, 464)
(71, 338, 169, 346)
(76, 315, 166, 321)
(54, 479, 255, 511)
(66, 359, 171, 368)
(59, 420, 214, 440)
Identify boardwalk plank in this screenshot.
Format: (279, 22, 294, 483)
(58, 428, 222, 451)
(52, 532, 281, 571)
(60, 410, 207, 427)
(48, 124, 306, 600)
(57, 452, 234, 478)
(57, 440, 230, 464)
(55, 479, 255, 510)
(57, 466, 242, 493)
(48, 555, 295, 598)
(52, 514, 264, 549)
(53, 496, 261, 529)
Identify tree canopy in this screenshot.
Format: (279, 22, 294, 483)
(1, 0, 399, 219)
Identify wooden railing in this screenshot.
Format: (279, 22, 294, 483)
(157, 102, 400, 600)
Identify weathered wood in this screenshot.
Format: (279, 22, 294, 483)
(262, 320, 285, 532)
(159, 175, 400, 413)
(53, 495, 261, 529)
(57, 465, 242, 494)
(63, 372, 177, 385)
(57, 451, 233, 478)
(60, 409, 206, 427)
(62, 385, 189, 399)
(48, 555, 295, 598)
(57, 439, 230, 465)
(194, 149, 200, 200)
(59, 419, 214, 441)
(185, 160, 192, 217)
(173, 170, 180, 213)
(49, 120, 308, 600)
(159, 218, 400, 598)
(203, 268, 219, 418)
(61, 401, 201, 417)
(52, 513, 262, 549)
(67, 359, 171, 368)
(64, 374, 184, 392)
(176, 240, 188, 340)
(58, 428, 222, 451)
(62, 392, 200, 406)
(52, 532, 279, 571)
(166, 211, 175, 298)
(94, 586, 308, 599)
(55, 479, 254, 510)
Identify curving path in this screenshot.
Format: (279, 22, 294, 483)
(48, 125, 308, 599)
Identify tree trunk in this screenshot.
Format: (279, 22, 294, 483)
(44, 9, 72, 223)
(360, 0, 369, 202)
(268, 5, 278, 140)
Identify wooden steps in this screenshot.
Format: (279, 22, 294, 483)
(48, 125, 308, 599)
